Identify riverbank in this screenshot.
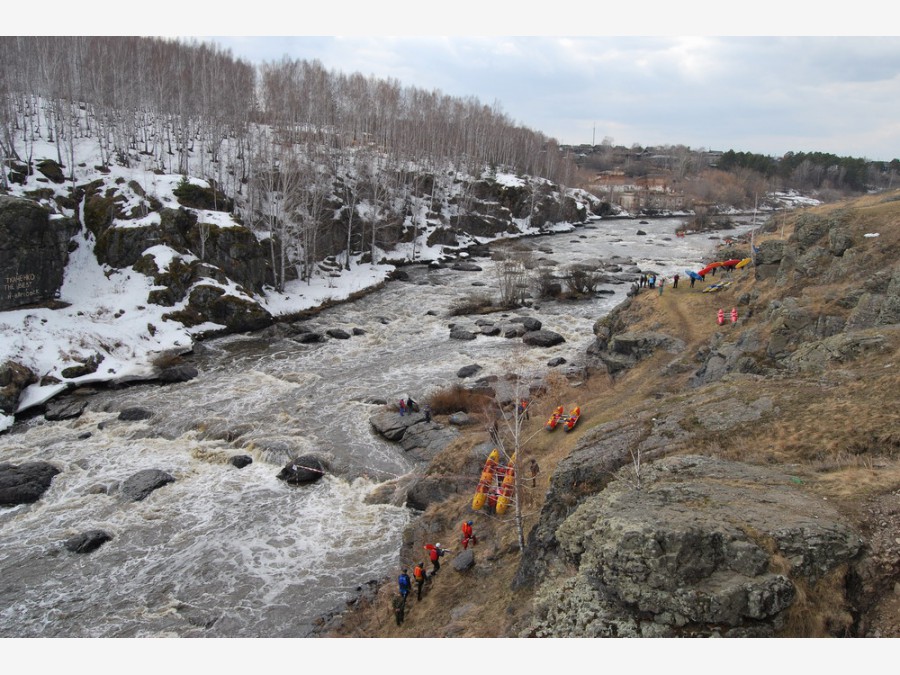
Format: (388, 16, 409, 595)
(321, 190, 900, 638)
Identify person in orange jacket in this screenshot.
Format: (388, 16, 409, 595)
(413, 562, 427, 600)
(461, 520, 477, 549)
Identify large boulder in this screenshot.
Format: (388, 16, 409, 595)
(522, 330, 566, 347)
(0, 461, 61, 506)
(510, 316, 543, 332)
(65, 529, 113, 554)
(121, 469, 175, 501)
(449, 326, 477, 341)
(277, 455, 327, 485)
(0, 195, 79, 310)
(45, 398, 88, 421)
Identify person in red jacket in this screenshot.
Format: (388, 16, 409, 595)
(424, 543, 448, 575)
(461, 520, 477, 549)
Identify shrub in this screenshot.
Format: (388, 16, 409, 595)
(448, 292, 495, 316)
(426, 384, 492, 415)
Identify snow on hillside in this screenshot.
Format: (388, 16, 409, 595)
(1, 122, 593, 431)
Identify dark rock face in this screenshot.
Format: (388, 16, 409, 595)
(0, 360, 38, 414)
(0, 195, 79, 310)
(524, 456, 862, 638)
(326, 328, 351, 340)
(94, 208, 268, 294)
(277, 455, 326, 485)
(0, 461, 61, 506)
(65, 529, 113, 554)
(121, 469, 175, 501)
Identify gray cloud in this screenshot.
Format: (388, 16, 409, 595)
(203, 35, 900, 160)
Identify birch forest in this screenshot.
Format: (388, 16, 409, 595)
(0, 36, 580, 288)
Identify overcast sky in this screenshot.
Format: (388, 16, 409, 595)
(19, 2, 900, 162)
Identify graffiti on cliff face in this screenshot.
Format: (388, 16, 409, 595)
(2, 272, 40, 305)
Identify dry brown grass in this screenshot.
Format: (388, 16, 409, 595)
(781, 565, 855, 637)
(331, 191, 900, 637)
(426, 384, 493, 416)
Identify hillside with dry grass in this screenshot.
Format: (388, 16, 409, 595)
(325, 190, 900, 638)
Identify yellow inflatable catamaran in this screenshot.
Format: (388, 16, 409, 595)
(495, 453, 517, 515)
(472, 449, 499, 510)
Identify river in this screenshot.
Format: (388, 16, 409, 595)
(0, 216, 753, 637)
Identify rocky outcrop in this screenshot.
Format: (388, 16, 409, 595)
(369, 410, 459, 464)
(588, 329, 685, 374)
(524, 455, 862, 637)
(94, 207, 269, 294)
(0, 461, 61, 506)
(163, 284, 273, 333)
(0, 195, 79, 310)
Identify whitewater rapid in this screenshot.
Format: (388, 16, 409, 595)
(0, 217, 753, 636)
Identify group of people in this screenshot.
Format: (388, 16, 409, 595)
(393, 517, 487, 626)
(398, 396, 433, 421)
(393, 540, 453, 626)
(638, 273, 658, 289)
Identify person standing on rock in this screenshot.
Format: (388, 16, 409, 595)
(398, 399, 406, 416)
(673, 273, 679, 289)
(658, 277, 665, 296)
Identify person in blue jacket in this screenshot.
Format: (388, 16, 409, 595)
(398, 568, 411, 600)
